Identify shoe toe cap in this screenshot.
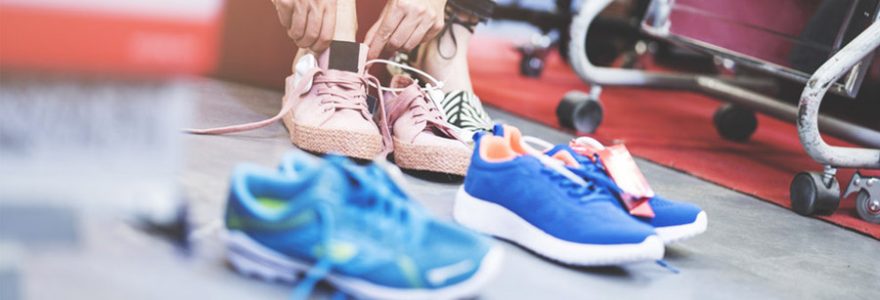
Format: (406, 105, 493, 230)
(648, 197, 704, 228)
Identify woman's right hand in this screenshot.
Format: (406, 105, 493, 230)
(272, 0, 337, 52)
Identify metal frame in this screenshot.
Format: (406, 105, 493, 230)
(568, 0, 776, 91)
(568, 0, 880, 159)
(640, 0, 879, 98)
(798, 21, 880, 168)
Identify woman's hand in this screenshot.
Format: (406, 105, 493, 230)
(272, 0, 337, 52)
(365, 0, 447, 59)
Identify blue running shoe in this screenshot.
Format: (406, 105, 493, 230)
(492, 124, 707, 244)
(453, 134, 663, 266)
(225, 152, 503, 300)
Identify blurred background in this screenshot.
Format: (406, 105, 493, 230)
(1, 0, 878, 299)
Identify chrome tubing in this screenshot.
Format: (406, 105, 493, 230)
(568, 0, 698, 89)
(798, 21, 880, 168)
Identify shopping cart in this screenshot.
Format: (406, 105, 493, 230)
(564, 0, 880, 223)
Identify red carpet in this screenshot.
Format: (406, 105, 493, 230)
(468, 38, 880, 239)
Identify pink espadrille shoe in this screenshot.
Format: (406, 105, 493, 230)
(187, 41, 388, 160)
(280, 42, 388, 159)
(383, 75, 471, 175)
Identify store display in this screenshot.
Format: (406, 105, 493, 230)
(224, 151, 503, 299)
(384, 75, 471, 175)
(453, 133, 664, 266)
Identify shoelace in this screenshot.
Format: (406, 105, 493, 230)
(315, 72, 373, 117)
(290, 156, 424, 299)
(567, 164, 624, 196)
(371, 60, 470, 144)
(385, 84, 464, 143)
(520, 135, 622, 202)
(539, 165, 619, 203)
(186, 58, 459, 154)
(185, 67, 384, 138)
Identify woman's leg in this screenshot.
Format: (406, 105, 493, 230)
(417, 0, 494, 93)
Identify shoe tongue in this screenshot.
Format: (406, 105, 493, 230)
(386, 75, 421, 101)
(318, 41, 368, 74)
(545, 144, 574, 157)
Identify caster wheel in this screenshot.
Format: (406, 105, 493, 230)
(790, 172, 840, 216)
(855, 190, 880, 224)
(713, 104, 758, 142)
(556, 91, 603, 133)
(519, 53, 545, 77)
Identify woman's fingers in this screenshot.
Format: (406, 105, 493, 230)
(366, 7, 404, 59)
(402, 21, 432, 52)
(296, 6, 322, 49)
(387, 14, 419, 52)
(275, 0, 338, 51)
(288, 4, 307, 41)
(423, 17, 445, 45)
(367, 0, 448, 58)
(274, 0, 293, 29)
(311, 3, 337, 52)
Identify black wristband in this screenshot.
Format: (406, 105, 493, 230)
(447, 0, 496, 22)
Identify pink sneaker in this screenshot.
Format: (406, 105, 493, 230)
(187, 41, 387, 160)
(281, 43, 386, 159)
(383, 75, 471, 175)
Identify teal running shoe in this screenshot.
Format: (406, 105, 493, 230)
(224, 152, 503, 299)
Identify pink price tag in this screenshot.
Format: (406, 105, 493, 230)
(596, 144, 655, 218)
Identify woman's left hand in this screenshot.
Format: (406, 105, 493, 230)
(365, 0, 447, 59)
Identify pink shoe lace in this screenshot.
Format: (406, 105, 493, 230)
(185, 66, 394, 154)
(385, 82, 463, 142)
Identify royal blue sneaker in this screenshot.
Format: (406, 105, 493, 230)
(224, 152, 503, 300)
(453, 134, 663, 266)
(491, 124, 707, 244)
(557, 149, 707, 243)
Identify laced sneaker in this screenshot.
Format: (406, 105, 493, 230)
(564, 137, 707, 243)
(383, 75, 471, 175)
(187, 41, 387, 160)
(491, 124, 708, 244)
(388, 52, 494, 136)
(453, 134, 663, 266)
(224, 151, 503, 299)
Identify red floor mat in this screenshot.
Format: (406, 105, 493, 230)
(469, 38, 880, 239)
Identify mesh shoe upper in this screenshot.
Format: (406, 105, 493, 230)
(226, 152, 493, 289)
(463, 136, 657, 245)
(545, 145, 705, 228)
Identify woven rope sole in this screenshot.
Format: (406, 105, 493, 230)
(282, 112, 383, 160)
(393, 137, 471, 175)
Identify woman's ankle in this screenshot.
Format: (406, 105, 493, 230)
(419, 21, 475, 93)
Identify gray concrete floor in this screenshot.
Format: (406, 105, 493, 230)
(19, 79, 879, 299)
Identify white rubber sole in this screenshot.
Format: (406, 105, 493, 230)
(225, 230, 504, 300)
(655, 211, 708, 244)
(453, 187, 664, 266)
